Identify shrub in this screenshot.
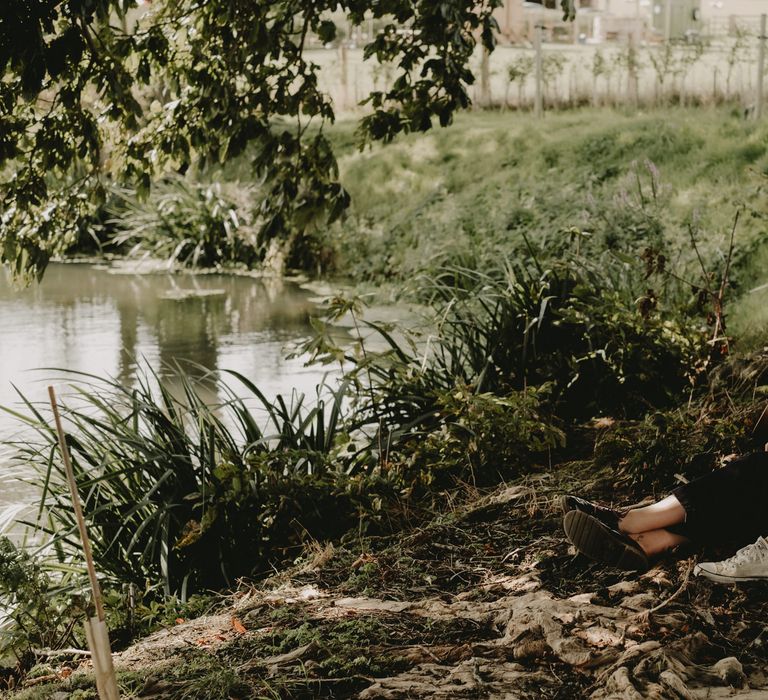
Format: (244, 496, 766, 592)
(593, 408, 751, 493)
(349, 252, 710, 431)
(593, 360, 768, 493)
(392, 385, 565, 490)
(0, 537, 80, 661)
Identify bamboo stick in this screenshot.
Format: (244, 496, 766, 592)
(48, 386, 120, 700)
(84, 618, 107, 700)
(90, 617, 120, 700)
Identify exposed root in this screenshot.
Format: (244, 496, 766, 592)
(635, 559, 696, 621)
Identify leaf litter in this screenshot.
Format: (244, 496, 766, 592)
(60, 460, 768, 699)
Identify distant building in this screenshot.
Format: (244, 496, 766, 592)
(649, 0, 701, 38)
(698, 0, 766, 35)
(494, 0, 768, 44)
(650, 0, 768, 38)
(701, 0, 767, 20)
(494, 0, 646, 43)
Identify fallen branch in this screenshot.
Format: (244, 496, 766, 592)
(34, 648, 92, 658)
(635, 559, 695, 621)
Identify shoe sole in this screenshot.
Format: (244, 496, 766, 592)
(557, 494, 622, 524)
(563, 510, 649, 571)
(694, 565, 768, 583)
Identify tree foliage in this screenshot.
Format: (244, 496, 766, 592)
(0, 0, 513, 280)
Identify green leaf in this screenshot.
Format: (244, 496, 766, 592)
(317, 20, 337, 44)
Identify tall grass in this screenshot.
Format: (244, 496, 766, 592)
(330, 108, 768, 316)
(346, 250, 708, 439)
(0, 240, 729, 605)
(3, 367, 357, 597)
(105, 177, 260, 268)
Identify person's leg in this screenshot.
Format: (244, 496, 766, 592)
(564, 451, 768, 555)
(627, 528, 689, 556)
(563, 511, 690, 571)
(618, 495, 687, 534)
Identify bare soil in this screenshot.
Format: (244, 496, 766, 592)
(63, 465, 768, 699)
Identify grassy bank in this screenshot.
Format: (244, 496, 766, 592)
(89, 106, 768, 341)
(329, 106, 768, 342)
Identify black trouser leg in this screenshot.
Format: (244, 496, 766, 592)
(670, 452, 768, 548)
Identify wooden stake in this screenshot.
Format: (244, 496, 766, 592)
(480, 46, 491, 107)
(534, 23, 543, 118)
(83, 618, 107, 699)
(48, 386, 120, 700)
(89, 617, 119, 700)
(756, 14, 766, 120)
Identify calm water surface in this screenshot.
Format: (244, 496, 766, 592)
(0, 263, 330, 507)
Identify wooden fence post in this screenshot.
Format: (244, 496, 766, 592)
(534, 24, 543, 117)
(756, 14, 766, 120)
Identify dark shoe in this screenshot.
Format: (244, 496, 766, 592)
(558, 494, 623, 531)
(563, 510, 650, 571)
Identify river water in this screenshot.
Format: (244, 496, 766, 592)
(0, 262, 331, 511)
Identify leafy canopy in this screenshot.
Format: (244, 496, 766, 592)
(0, 0, 519, 280)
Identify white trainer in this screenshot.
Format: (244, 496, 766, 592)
(694, 536, 768, 583)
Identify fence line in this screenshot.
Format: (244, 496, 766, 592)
(309, 26, 768, 114)
(303, 9, 768, 114)
(485, 37, 765, 112)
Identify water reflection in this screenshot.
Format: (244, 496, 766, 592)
(0, 263, 330, 503)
